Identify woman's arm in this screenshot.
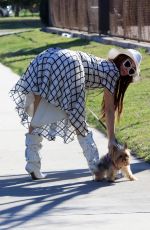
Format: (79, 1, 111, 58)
(103, 88, 116, 150)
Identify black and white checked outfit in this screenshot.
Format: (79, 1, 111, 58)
(10, 48, 119, 143)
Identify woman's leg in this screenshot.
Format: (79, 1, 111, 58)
(77, 131, 101, 181)
(25, 95, 46, 180)
(29, 95, 41, 133)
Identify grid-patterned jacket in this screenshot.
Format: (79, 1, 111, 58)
(10, 48, 119, 143)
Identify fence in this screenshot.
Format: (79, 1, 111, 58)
(48, 0, 150, 42)
(48, 0, 99, 33)
(109, 0, 150, 42)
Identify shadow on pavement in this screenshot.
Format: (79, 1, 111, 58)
(0, 162, 149, 229)
(131, 161, 150, 174)
(0, 169, 110, 229)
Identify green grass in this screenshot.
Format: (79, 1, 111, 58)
(0, 18, 150, 162)
(19, 9, 39, 17)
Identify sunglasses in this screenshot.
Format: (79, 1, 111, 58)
(123, 59, 136, 76)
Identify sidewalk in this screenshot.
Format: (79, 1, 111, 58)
(0, 63, 150, 230)
(0, 29, 33, 37)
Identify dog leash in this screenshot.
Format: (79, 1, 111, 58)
(86, 89, 121, 147)
(86, 106, 106, 130)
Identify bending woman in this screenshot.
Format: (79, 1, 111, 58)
(10, 47, 142, 180)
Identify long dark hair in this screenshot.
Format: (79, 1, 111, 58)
(101, 54, 134, 122)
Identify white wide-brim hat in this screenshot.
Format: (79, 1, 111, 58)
(108, 48, 142, 79)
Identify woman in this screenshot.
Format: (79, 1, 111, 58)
(10, 47, 142, 181)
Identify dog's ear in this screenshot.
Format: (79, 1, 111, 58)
(124, 142, 128, 149)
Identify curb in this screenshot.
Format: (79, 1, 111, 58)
(43, 27, 150, 52)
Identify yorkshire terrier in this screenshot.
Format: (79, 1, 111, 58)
(95, 143, 137, 182)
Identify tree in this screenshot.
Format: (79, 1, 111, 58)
(0, 0, 40, 16)
(40, 0, 49, 26)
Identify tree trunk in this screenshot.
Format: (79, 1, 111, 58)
(15, 4, 20, 17)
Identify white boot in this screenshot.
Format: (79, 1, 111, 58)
(77, 131, 100, 177)
(25, 133, 46, 180)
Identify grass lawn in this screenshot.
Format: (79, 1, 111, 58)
(0, 18, 150, 162)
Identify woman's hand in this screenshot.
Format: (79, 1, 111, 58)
(108, 139, 117, 153)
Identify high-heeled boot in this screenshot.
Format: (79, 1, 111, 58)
(25, 133, 46, 180)
(77, 131, 101, 181)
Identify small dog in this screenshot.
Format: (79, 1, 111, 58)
(96, 143, 137, 182)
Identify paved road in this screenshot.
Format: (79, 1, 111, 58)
(0, 63, 150, 230)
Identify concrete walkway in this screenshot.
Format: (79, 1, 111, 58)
(0, 63, 150, 230)
(0, 29, 33, 38)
